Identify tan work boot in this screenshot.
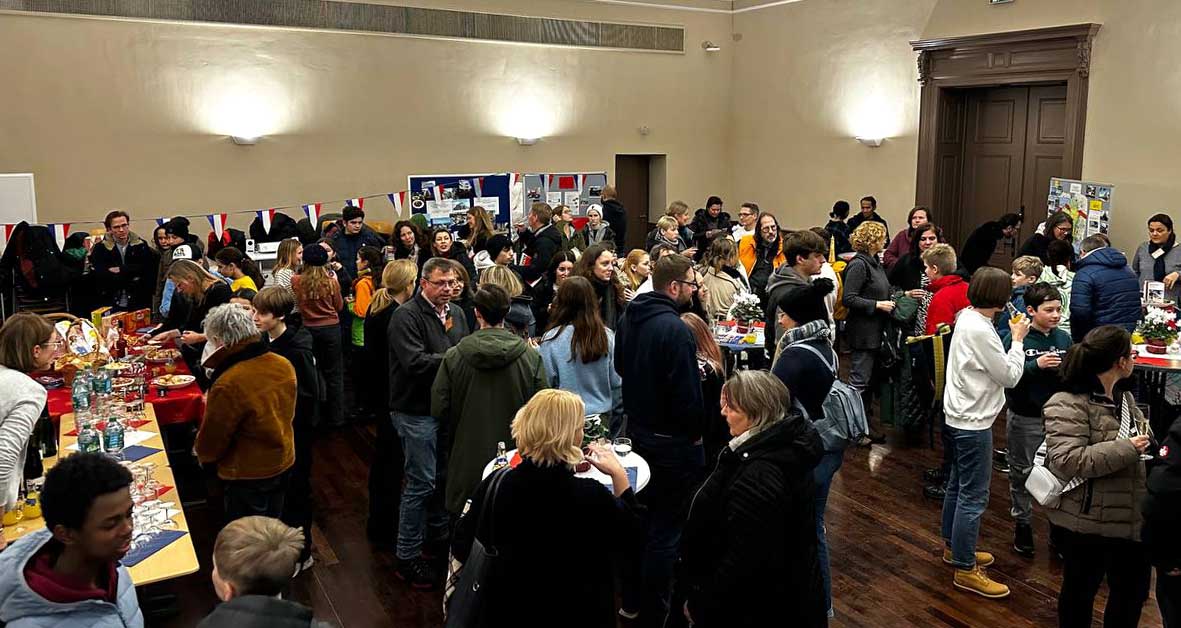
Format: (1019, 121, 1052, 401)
(953, 566, 1010, 599)
(943, 548, 995, 567)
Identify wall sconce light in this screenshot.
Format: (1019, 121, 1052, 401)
(856, 137, 884, 148)
(231, 135, 260, 146)
(516, 137, 540, 146)
(701, 41, 721, 52)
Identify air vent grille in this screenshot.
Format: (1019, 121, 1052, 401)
(0, 0, 685, 52)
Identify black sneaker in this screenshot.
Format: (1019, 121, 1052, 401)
(396, 558, 440, 591)
(922, 468, 944, 484)
(923, 484, 946, 501)
(1013, 523, 1035, 558)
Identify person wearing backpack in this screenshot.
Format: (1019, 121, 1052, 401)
(772, 284, 857, 620)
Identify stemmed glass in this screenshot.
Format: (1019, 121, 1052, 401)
(1135, 403, 1155, 461)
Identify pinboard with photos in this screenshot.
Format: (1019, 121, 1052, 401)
(407, 173, 512, 228)
(1047, 177, 1114, 252)
(521, 172, 609, 227)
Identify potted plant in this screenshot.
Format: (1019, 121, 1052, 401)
(1137, 305, 1177, 354)
(577, 414, 608, 472)
(727, 293, 764, 334)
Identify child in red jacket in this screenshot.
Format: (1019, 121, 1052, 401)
(923, 244, 971, 335)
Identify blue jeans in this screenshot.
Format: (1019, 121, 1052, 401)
(940, 424, 993, 568)
(814, 450, 844, 617)
(392, 412, 449, 561)
(629, 427, 705, 628)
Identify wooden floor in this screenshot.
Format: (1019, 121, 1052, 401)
(153, 414, 1166, 628)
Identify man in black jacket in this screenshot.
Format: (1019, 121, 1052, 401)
(90, 210, 159, 311)
(600, 185, 627, 250)
(387, 258, 470, 589)
(846, 195, 890, 237)
(516, 202, 563, 285)
(960, 212, 1023, 274)
(614, 253, 705, 626)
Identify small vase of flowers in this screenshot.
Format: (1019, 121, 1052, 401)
(727, 293, 764, 333)
(1137, 305, 1177, 354)
(577, 414, 608, 472)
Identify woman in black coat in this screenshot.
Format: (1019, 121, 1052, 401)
(842, 221, 892, 443)
(418, 228, 477, 286)
(362, 259, 416, 545)
(452, 390, 643, 628)
(680, 370, 826, 628)
(1018, 210, 1073, 264)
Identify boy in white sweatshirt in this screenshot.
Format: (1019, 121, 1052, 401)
(940, 267, 1028, 600)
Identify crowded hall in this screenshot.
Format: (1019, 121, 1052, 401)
(2, 1, 1181, 627)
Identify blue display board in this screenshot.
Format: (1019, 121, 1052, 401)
(406, 173, 512, 227)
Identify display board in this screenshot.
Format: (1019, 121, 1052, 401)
(1047, 177, 1113, 252)
(407, 173, 512, 227)
(521, 172, 608, 228)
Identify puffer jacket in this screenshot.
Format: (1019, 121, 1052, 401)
(1043, 391, 1147, 541)
(1070, 247, 1141, 342)
(0, 529, 143, 628)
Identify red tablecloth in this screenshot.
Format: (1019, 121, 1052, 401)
(46, 359, 205, 427)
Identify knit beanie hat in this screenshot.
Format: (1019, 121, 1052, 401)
(164, 217, 190, 240)
(301, 244, 329, 267)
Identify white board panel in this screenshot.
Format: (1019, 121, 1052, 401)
(0, 174, 37, 225)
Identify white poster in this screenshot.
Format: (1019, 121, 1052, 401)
(563, 191, 583, 213)
(474, 196, 500, 216)
(426, 200, 451, 221)
(546, 191, 563, 208)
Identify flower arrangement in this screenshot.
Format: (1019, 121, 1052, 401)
(1137, 304, 1177, 353)
(727, 292, 764, 323)
(582, 414, 608, 448)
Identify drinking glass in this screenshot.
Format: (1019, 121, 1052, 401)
(612, 438, 633, 457)
(1135, 403, 1154, 461)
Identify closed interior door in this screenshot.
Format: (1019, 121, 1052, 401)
(956, 84, 1067, 266)
(614, 155, 651, 252)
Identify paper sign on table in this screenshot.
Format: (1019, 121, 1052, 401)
(121, 530, 187, 567)
(66, 430, 155, 452)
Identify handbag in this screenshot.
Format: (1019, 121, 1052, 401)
(445, 467, 510, 628)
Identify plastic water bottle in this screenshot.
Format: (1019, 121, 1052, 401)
(493, 441, 509, 470)
(77, 420, 102, 454)
(103, 416, 125, 458)
(92, 368, 112, 395)
(72, 372, 92, 424)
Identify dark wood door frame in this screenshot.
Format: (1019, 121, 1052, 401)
(911, 24, 1101, 220)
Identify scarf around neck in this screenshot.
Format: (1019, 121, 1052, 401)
(1150, 234, 1175, 282)
(775, 319, 830, 355)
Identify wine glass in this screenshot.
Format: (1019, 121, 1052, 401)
(1135, 403, 1154, 461)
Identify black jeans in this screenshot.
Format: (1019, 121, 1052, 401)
(307, 324, 345, 426)
(1057, 530, 1151, 628)
(1161, 568, 1181, 628)
(281, 421, 316, 561)
(224, 473, 289, 523)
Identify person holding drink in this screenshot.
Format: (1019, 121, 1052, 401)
(1043, 325, 1152, 627)
(939, 267, 1028, 599)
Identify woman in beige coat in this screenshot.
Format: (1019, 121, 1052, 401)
(696, 237, 749, 321)
(1043, 325, 1152, 628)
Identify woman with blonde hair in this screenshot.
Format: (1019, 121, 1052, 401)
(697, 238, 749, 320)
(451, 389, 642, 628)
(480, 264, 534, 337)
(271, 239, 302, 293)
(842, 220, 893, 445)
(365, 259, 417, 542)
(292, 244, 345, 427)
(680, 313, 728, 462)
(621, 249, 651, 295)
(466, 205, 495, 255)
(154, 259, 232, 345)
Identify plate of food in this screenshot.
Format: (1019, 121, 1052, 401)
(103, 362, 133, 371)
(35, 375, 64, 389)
(144, 347, 182, 363)
(152, 374, 195, 389)
(111, 377, 138, 389)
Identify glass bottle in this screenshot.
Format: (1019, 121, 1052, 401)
(493, 441, 509, 470)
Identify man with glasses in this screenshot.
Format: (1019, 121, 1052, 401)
(90, 210, 159, 311)
(387, 257, 470, 590)
(732, 202, 759, 240)
(614, 253, 705, 626)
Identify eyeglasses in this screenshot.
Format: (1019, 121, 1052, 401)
(759, 225, 778, 232)
(41, 340, 63, 348)
(738, 212, 754, 218)
(425, 279, 460, 289)
(674, 279, 700, 291)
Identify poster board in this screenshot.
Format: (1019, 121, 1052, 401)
(520, 172, 608, 229)
(406, 173, 512, 227)
(0, 173, 37, 226)
(1046, 177, 1113, 252)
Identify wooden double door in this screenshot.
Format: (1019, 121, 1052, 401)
(937, 84, 1068, 260)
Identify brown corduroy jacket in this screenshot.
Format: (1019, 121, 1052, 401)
(1044, 390, 1147, 541)
(196, 339, 296, 481)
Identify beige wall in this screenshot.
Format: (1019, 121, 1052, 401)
(729, 0, 935, 232)
(0, 0, 732, 236)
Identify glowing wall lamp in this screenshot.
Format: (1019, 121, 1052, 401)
(516, 137, 540, 146)
(856, 137, 884, 148)
(231, 135, 260, 146)
(701, 41, 721, 52)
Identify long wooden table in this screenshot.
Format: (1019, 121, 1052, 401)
(4, 405, 201, 586)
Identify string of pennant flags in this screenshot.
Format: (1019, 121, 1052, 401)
(0, 172, 543, 252)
